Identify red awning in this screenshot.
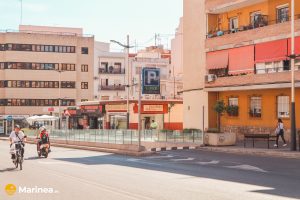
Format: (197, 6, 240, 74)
(255, 39, 288, 63)
(288, 36, 300, 55)
(206, 50, 229, 70)
(228, 45, 254, 74)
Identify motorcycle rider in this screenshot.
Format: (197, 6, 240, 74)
(9, 125, 26, 159)
(36, 126, 50, 154)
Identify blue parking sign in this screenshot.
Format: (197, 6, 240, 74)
(142, 68, 160, 94)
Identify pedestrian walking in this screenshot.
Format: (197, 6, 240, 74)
(274, 118, 287, 147)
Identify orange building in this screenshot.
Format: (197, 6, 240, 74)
(204, 0, 300, 141)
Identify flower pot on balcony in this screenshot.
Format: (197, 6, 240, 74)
(204, 132, 236, 146)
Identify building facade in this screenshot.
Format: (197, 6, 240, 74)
(0, 25, 94, 134)
(94, 41, 127, 101)
(184, 0, 300, 139)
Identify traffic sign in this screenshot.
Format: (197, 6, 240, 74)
(6, 115, 13, 121)
(142, 68, 160, 94)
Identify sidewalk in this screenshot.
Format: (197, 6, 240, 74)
(199, 141, 300, 159)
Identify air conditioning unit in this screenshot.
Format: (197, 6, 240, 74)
(205, 74, 217, 83)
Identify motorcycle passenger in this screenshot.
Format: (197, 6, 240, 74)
(9, 125, 26, 159)
(37, 126, 50, 154)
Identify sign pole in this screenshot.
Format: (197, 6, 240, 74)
(138, 69, 142, 150)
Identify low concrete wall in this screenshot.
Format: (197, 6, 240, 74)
(26, 137, 146, 152)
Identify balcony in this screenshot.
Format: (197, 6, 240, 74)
(206, 15, 300, 50)
(205, 70, 300, 91)
(99, 85, 126, 91)
(98, 68, 125, 74)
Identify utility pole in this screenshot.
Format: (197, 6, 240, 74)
(126, 35, 130, 130)
(138, 69, 142, 150)
(110, 37, 134, 130)
(20, 0, 23, 25)
(290, 0, 297, 151)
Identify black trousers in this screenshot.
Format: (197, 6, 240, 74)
(276, 133, 286, 146)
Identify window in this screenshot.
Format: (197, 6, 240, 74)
(228, 97, 239, 117)
(229, 17, 238, 32)
(81, 47, 89, 54)
(61, 81, 76, 88)
(81, 99, 88, 102)
(61, 64, 76, 71)
(250, 96, 262, 118)
(277, 5, 289, 23)
(81, 65, 88, 72)
(81, 82, 88, 89)
(256, 61, 286, 74)
(277, 96, 289, 118)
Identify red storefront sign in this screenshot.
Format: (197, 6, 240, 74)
(133, 104, 168, 114)
(80, 105, 103, 113)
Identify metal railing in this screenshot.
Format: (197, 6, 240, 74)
(207, 14, 300, 38)
(256, 67, 291, 74)
(25, 129, 203, 145)
(99, 85, 126, 91)
(98, 68, 125, 74)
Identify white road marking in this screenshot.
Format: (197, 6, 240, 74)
(197, 160, 220, 165)
(127, 158, 161, 166)
(147, 155, 174, 159)
(225, 165, 268, 173)
(37, 161, 89, 168)
(170, 157, 195, 162)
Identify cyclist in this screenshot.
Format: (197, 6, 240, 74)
(9, 125, 26, 159)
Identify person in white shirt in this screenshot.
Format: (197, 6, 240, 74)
(274, 118, 287, 147)
(9, 125, 26, 158)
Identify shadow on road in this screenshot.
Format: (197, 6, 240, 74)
(53, 153, 300, 199)
(0, 167, 17, 173)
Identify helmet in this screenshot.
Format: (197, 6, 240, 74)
(39, 126, 46, 132)
(14, 124, 21, 129)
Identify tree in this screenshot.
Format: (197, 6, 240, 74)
(213, 100, 226, 132)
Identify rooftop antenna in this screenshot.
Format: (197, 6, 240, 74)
(20, 0, 23, 25)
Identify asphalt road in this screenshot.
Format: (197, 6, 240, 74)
(0, 140, 299, 200)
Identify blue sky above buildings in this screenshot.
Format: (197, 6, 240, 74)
(0, 0, 182, 51)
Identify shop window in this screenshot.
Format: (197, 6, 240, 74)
(277, 96, 289, 118)
(250, 96, 262, 118)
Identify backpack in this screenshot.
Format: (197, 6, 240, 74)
(41, 132, 49, 143)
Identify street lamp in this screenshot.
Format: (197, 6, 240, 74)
(290, 0, 297, 151)
(110, 35, 134, 130)
(55, 69, 68, 130)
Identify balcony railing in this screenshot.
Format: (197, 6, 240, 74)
(207, 14, 300, 39)
(98, 68, 125, 74)
(256, 67, 291, 74)
(99, 85, 126, 91)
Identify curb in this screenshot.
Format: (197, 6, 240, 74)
(0, 137, 155, 157)
(149, 146, 199, 152)
(199, 146, 300, 159)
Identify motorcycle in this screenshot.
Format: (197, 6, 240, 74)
(10, 141, 24, 170)
(37, 140, 50, 158)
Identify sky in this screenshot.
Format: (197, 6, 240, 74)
(0, 0, 183, 52)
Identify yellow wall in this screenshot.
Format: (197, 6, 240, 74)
(209, 88, 300, 129)
(209, 0, 300, 32)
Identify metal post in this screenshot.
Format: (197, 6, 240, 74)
(290, 0, 297, 151)
(126, 35, 130, 130)
(58, 70, 61, 129)
(138, 69, 142, 150)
